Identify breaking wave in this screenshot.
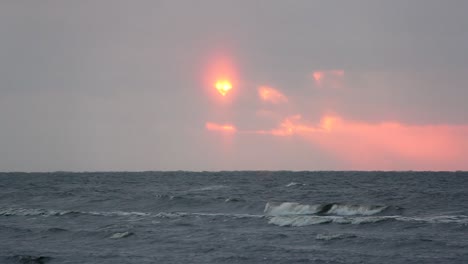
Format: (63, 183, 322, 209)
(264, 202, 468, 226)
(264, 202, 388, 216)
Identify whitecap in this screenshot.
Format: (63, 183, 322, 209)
(110, 231, 133, 239)
(264, 202, 388, 216)
(285, 182, 304, 187)
(326, 204, 388, 216)
(264, 202, 321, 216)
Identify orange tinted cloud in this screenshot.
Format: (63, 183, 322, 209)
(257, 114, 468, 170)
(312, 70, 345, 88)
(258, 86, 288, 104)
(254, 115, 320, 136)
(205, 122, 237, 133)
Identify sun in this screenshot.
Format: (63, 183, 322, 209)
(215, 80, 232, 96)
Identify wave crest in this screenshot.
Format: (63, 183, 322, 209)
(264, 202, 388, 216)
(326, 204, 388, 216)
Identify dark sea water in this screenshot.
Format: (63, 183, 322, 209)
(0, 171, 467, 264)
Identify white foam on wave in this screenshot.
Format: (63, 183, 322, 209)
(224, 197, 244, 203)
(264, 202, 321, 216)
(326, 204, 387, 216)
(264, 202, 387, 216)
(110, 231, 133, 239)
(285, 182, 304, 187)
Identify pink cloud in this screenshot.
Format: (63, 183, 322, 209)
(258, 86, 288, 104)
(205, 122, 237, 133)
(252, 115, 321, 136)
(256, 114, 468, 170)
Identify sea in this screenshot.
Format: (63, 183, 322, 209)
(0, 171, 467, 264)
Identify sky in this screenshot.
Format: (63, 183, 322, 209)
(1, 0, 468, 171)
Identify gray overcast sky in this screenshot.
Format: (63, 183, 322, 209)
(1, 0, 468, 171)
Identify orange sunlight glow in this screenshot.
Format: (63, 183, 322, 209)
(205, 122, 237, 133)
(202, 52, 239, 103)
(215, 80, 232, 96)
(312, 70, 345, 88)
(256, 114, 468, 170)
(258, 86, 288, 104)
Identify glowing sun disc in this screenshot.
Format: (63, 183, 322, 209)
(215, 80, 232, 96)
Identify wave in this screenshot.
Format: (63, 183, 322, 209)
(396, 215, 468, 224)
(0, 208, 147, 218)
(46, 227, 68, 233)
(0, 208, 74, 217)
(0, 207, 263, 220)
(3, 207, 466, 227)
(326, 204, 388, 216)
(155, 194, 176, 200)
(268, 215, 388, 226)
(315, 233, 357, 241)
(190, 212, 264, 219)
(87, 211, 151, 217)
(190, 185, 229, 192)
(7, 255, 52, 264)
(224, 197, 244, 203)
(264, 202, 388, 216)
(110, 231, 133, 239)
(268, 215, 468, 227)
(0, 208, 150, 218)
(264, 202, 322, 216)
(285, 182, 305, 187)
(154, 211, 264, 219)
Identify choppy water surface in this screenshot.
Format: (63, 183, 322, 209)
(1, 171, 467, 263)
